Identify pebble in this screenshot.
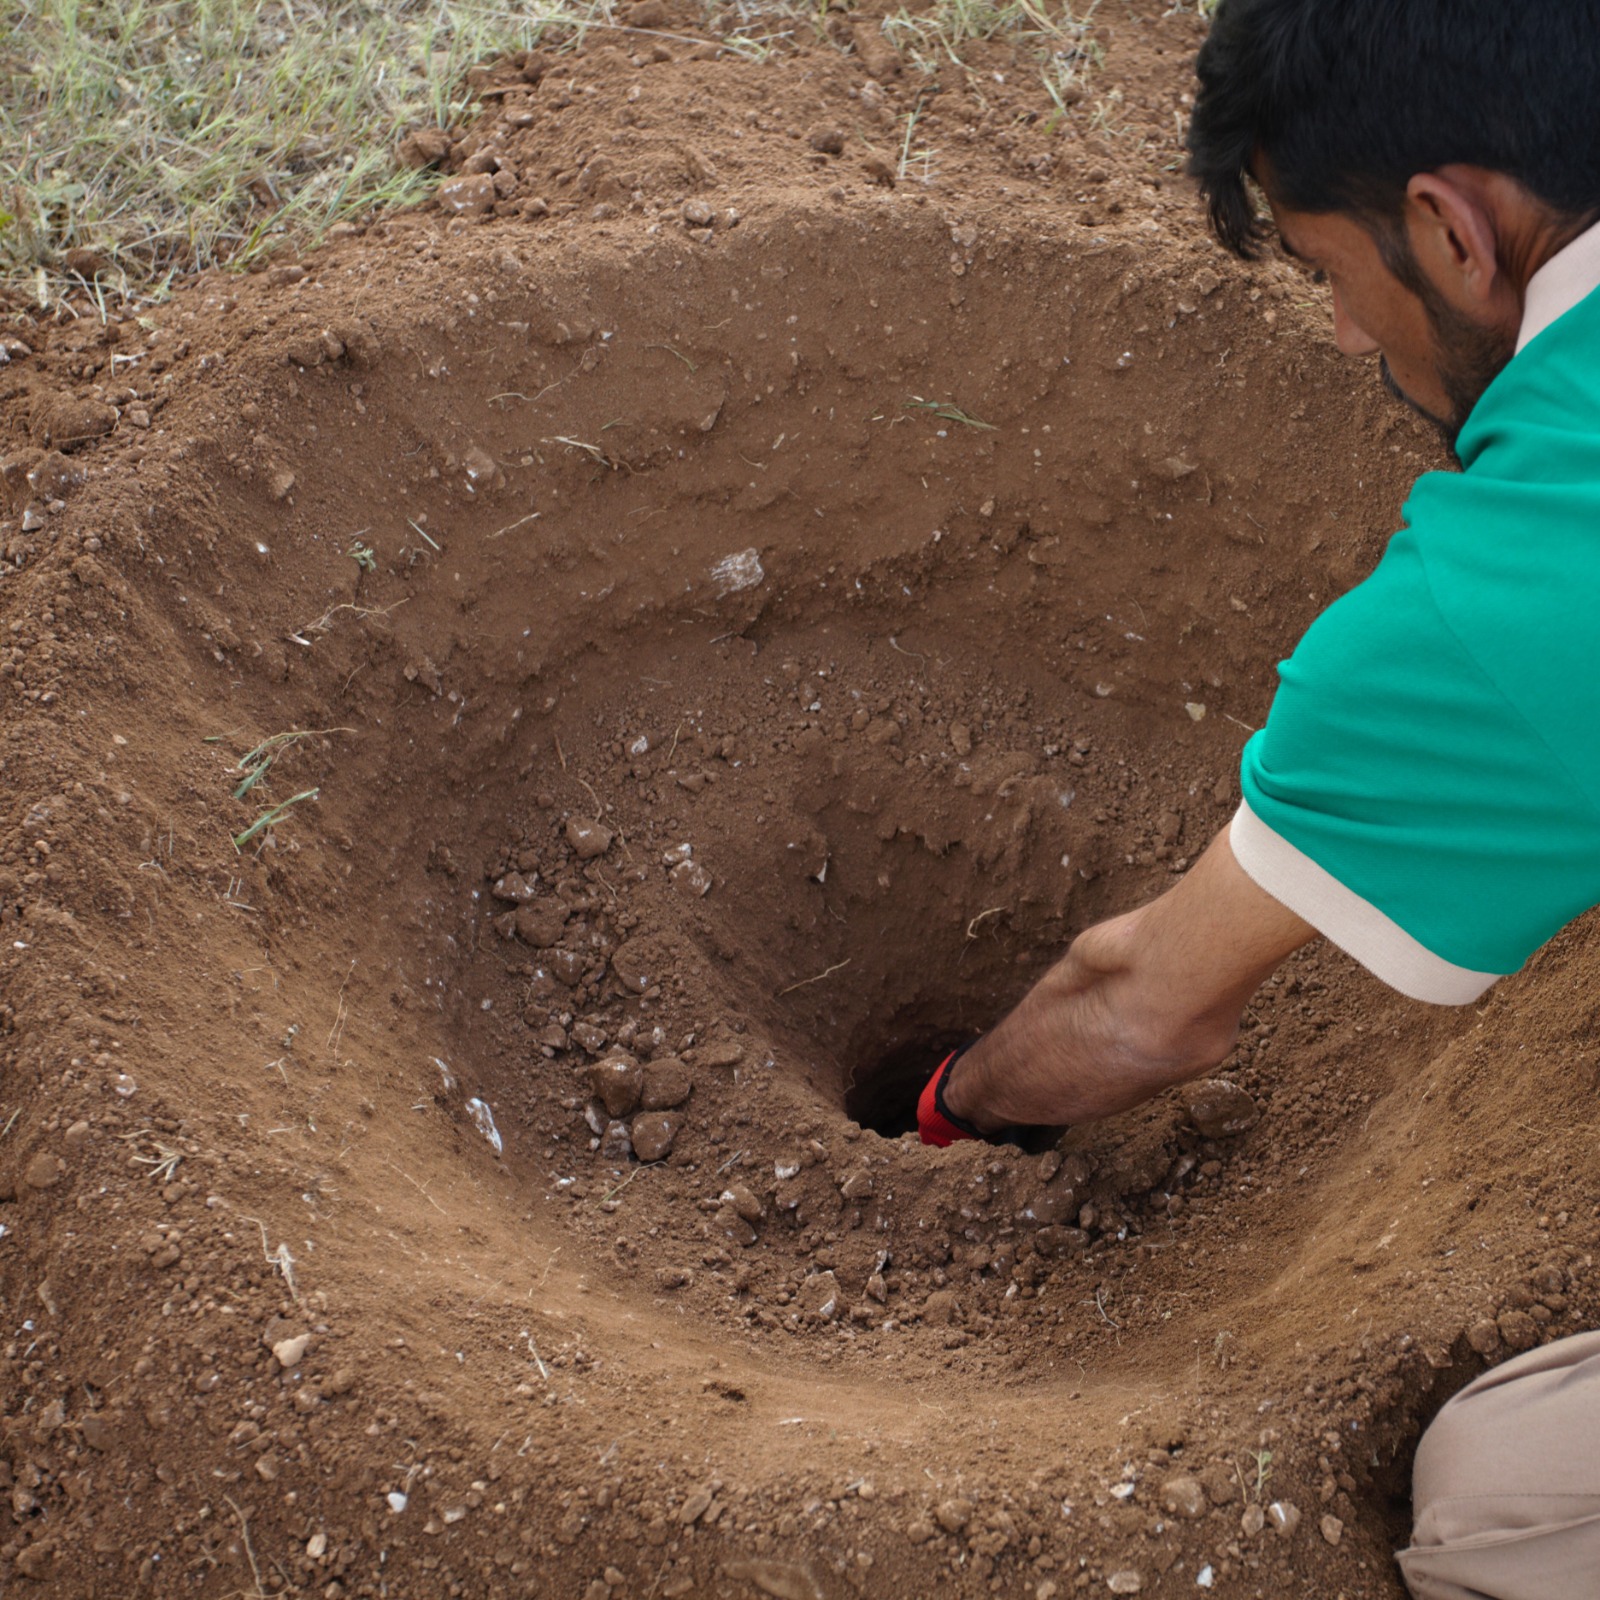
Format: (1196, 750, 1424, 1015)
(611, 939, 653, 994)
(591, 1056, 644, 1118)
(1319, 1513, 1344, 1546)
(438, 172, 497, 216)
(1182, 1079, 1262, 1138)
(1267, 1501, 1301, 1538)
(682, 198, 715, 228)
(600, 1121, 634, 1162)
(798, 1270, 842, 1320)
(934, 1498, 972, 1533)
(1159, 1475, 1206, 1519)
(641, 1059, 692, 1110)
(23, 1152, 62, 1190)
(1497, 1308, 1539, 1352)
(720, 1558, 823, 1600)
(678, 1487, 714, 1525)
(716, 1205, 758, 1247)
(1466, 1318, 1502, 1356)
(806, 127, 845, 155)
(1240, 1504, 1266, 1536)
(516, 901, 568, 946)
(272, 1334, 311, 1369)
(1106, 1572, 1143, 1594)
(838, 1169, 874, 1201)
(566, 818, 614, 859)
(306, 1533, 328, 1559)
(631, 1112, 681, 1163)
(656, 1266, 693, 1291)
(723, 1184, 763, 1224)
(671, 859, 713, 898)
(492, 871, 537, 903)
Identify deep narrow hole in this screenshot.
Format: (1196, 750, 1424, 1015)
(845, 1029, 973, 1138)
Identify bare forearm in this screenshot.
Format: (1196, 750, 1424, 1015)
(941, 827, 1314, 1133)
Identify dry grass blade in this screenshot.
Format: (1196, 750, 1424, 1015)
(232, 788, 319, 851)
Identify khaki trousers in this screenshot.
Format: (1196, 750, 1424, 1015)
(1397, 1330, 1600, 1599)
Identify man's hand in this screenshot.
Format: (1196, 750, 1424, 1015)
(937, 824, 1314, 1133)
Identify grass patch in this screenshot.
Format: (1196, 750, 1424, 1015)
(882, 0, 1101, 105)
(3, 0, 663, 305)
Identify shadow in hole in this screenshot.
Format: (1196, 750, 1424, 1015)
(845, 1030, 1063, 1152)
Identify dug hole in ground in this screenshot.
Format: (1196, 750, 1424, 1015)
(1, 5, 1597, 1597)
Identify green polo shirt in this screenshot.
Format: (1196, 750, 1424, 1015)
(1231, 231, 1600, 1003)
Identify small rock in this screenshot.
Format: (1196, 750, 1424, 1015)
(566, 817, 614, 859)
(269, 467, 296, 501)
(678, 1487, 714, 1525)
(670, 858, 713, 898)
(397, 126, 451, 168)
(934, 1497, 972, 1534)
(950, 721, 973, 756)
(1106, 1572, 1143, 1595)
(81, 1413, 111, 1451)
(807, 127, 845, 155)
(32, 395, 118, 451)
(307, 1532, 328, 1559)
(21, 504, 45, 532)
(23, 1152, 62, 1190)
(492, 871, 537, 903)
(591, 1056, 644, 1118)
(723, 1183, 763, 1224)
(1159, 1475, 1206, 1519)
(839, 1169, 874, 1201)
(865, 1272, 887, 1304)
(1466, 1318, 1503, 1356)
(798, 1270, 842, 1320)
(1319, 1513, 1344, 1547)
(1241, 1504, 1265, 1536)
(1182, 1079, 1261, 1139)
(720, 1558, 824, 1600)
(320, 1367, 357, 1398)
(641, 1059, 692, 1110)
(682, 198, 715, 229)
(631, 1112, 681, 1163)
(15, 1541, 54, 1580)
(63, 1121, 90, 1151)
(922, 1289, 960, 1325)
(438, 173, 497, 217)
(272, 1334, 311, 1369)
(1267, 1500, 1301, 1538)
(1498, 1308, 1539, 1352)
(515, 900, 568, 947)
(716, 1205, 758, 1247)
(611, 939, 653, 995)
(655, 1265, 693, 1291)
(600, 1120, 633, 1162)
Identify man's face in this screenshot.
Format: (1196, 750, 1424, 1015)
(1267, 198, 1517, 454)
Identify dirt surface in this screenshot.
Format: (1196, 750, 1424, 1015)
(2, 5, 1599, 1597)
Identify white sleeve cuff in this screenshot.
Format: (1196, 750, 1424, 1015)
(1228, 799, 1503, 1006)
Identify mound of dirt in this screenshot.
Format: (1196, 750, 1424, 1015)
(1, 6, 1597, 1598)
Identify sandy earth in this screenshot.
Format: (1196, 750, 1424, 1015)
(1, 4, 1598, 1597)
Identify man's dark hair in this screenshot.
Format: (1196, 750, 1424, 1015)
(1188, 0, 1600, 257)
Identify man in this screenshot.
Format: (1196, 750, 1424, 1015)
(916, 3, 1600, 1596)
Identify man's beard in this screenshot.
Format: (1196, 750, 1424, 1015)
(1378, 295, 1517, 462)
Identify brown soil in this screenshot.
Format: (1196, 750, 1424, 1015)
(2, 6, 1598, 1598)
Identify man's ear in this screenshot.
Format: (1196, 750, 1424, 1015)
(1404, 172, 1501, 309)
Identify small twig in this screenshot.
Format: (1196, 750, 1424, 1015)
(966, 905, 1008, 939)
(576, 778, 604, 821)
(715, 1149, 747, 1177)
(223, 1496, 267, 1600)
(1094, 1286, 1121, 1329)
(887, 636, 925, 661)
(407, 517, 441, 551)
(383, 1160, 446, 1216)
(645, 343, 696, 372)
(778, 958, 851, 997)
(554, 735, 568, 772)
(486, 511, 541, 541)
(598, 1166, 650, 1203)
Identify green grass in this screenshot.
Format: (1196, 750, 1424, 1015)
(882, 0, 1101, 96)
(2, 0, 1106, 307)
(2, 0, 646, 305)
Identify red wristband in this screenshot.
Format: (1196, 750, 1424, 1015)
(918, 1047, 982, 1147)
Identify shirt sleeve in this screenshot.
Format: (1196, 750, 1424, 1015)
(1233, 529, 1600, 1004)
